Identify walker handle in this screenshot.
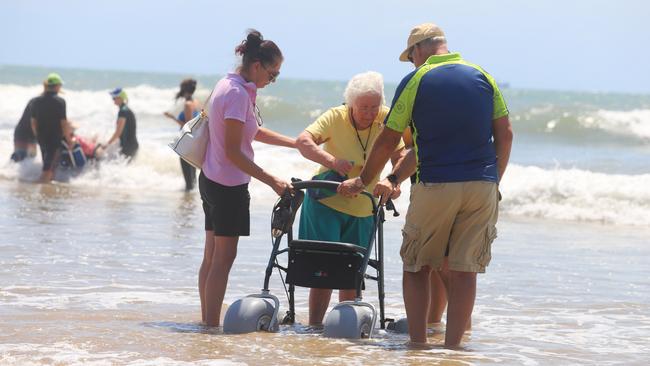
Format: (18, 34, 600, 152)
(384, 198, 400, 217)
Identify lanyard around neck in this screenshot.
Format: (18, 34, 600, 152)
(350, 114, 373, 162)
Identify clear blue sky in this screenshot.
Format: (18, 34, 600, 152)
(1, 0, 648, 93)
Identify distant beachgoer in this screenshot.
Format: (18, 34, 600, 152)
(75, 134, 104, 160)
(106, 88, 139, 159)
(30, 73, 73, 182)
(295, 71, 405, 326)
(11, 83, 46, 162)
(338, 23, 513, 347)
(58, 120, 104, 170)
(198, 29, 295, 327)
(164, 78, 200, 190)
(60, 131, 105, 169)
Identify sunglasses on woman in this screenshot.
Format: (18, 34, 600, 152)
(261, 64, 280, 83)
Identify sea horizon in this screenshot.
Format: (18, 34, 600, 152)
(3, 63, 649, 96)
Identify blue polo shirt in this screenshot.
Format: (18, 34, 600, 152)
(385, 53, 508, 183)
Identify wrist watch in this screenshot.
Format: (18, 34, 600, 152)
(386, 173, 398, 187)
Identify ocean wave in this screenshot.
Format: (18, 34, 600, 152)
(512, 105, 650, 143)
(580, 109, 650, 140)
(0, 83, 212, 121)
(0, 83, 316, 137)
(500, 164, 650, 226)
(2, 142, 648, 227)
(2, 83, 649, 227)
(3, 83, 650, 144)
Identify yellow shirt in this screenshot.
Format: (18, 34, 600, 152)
(305, 105, 405, 217)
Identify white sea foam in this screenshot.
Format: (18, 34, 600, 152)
(255, 156, 650, 227)
(580, 108, 650, 140)
(0, 83, 209, 133)
(0, 343, 244, 366)
(0, 286, 196, 310)
(0, 342, 138, 366)
(2, 84, 649, 227)
(500, 164, 650, 226)
(3, 142, 649, 226)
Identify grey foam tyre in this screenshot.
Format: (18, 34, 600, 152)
(323, 303, 375, 339)
(223, 296, 276, 334)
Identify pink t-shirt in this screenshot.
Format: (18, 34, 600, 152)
(202, 73, 259, 186)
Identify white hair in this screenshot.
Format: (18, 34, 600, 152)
(419, 36, 447, 51)
(343, 71, 385, 106)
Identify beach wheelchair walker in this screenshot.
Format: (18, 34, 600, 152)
(223, 179, 399, 339)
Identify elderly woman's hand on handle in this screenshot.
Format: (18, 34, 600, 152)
(337, 176, 365, 197)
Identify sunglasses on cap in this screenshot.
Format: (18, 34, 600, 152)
(407, 44, 418, 64)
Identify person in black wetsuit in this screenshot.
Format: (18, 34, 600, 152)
(106, 88, 138, 160)
(30, 73, 73, 182)
(164, 78, 199, 191)
(11, 83, 46, 162)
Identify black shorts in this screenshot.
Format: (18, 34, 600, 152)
(199, 171, 250, 236)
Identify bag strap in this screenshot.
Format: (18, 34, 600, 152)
(199, 86, 216, 118)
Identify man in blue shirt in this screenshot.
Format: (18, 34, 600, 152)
(339, 23, 513, 348)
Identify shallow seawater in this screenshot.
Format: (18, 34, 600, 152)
(1, 180, 648, 365)
(2, 69, 650, 364)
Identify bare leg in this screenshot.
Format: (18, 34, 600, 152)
(403, 266, 432, 344)
(305, 289, 357, 326)
(439, 261, 472, 330)
(27, 143, 37, 157)
(445, 270, 476, 348)
(308, 288, 333, 326)
(39, 169, 54, 183)
(427, 270, 447, 324)
(198, 230, 216, 323)
(338, 289, 357, 302)
(39, 148, 59, 182)
(204, 235, 239, 327)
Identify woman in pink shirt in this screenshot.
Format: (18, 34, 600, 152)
(199, 29, 294, 327)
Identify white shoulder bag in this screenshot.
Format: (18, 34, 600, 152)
(168, 89, 213, 169)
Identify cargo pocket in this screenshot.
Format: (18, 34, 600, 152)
(400, 224, 421, 265)
(477, 225, 497, 267)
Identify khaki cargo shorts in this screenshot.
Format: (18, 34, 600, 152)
(400, 181, 499, 273)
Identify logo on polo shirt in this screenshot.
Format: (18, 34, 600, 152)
(395, 101, 405, 114)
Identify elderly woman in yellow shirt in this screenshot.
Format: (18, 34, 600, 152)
(296, 71, 406, 326)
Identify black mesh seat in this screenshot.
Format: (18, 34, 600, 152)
(286, 239, 368, 290)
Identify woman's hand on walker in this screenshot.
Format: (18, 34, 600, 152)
(337, 176, 365, 197)
(271, 178, 293, 196)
